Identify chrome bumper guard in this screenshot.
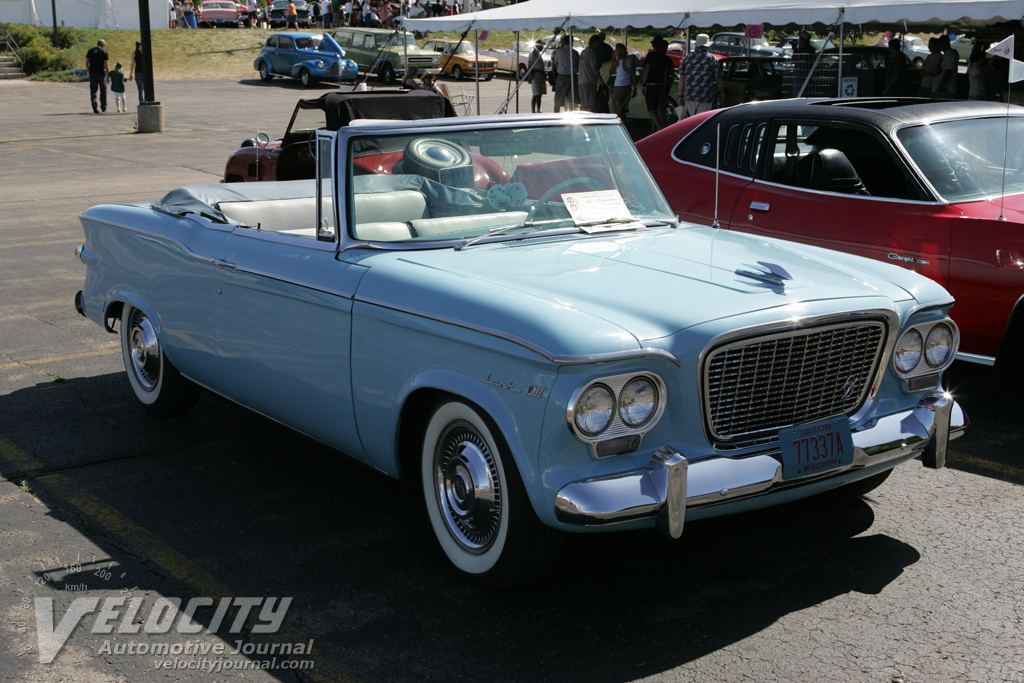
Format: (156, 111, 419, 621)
(554, 394, 966, 539)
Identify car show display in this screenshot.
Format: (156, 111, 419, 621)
(330, 27, 442, 85)
(78, 109, 965, 587)
(254, 32, 358, 87)
(637, 98, 1024, 367)
(421, 38, 498, 81)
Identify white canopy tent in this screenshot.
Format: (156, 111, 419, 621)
(405, 0, 1024, 32)
(0, 0, 168, 30)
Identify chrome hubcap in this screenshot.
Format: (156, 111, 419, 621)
(128, 311, 160, 392)
(435, 422, 501, 552)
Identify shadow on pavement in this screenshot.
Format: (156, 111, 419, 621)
(0, 373, 923, 681)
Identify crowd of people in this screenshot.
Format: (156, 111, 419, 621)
(884, 34, 1011, 101)
(520, 31, 720, 134)
(165, 0, 408, 30)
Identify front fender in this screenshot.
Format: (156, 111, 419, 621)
(397, 367, 548, 493)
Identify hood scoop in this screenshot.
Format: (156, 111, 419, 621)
(735, 261, 794, 290)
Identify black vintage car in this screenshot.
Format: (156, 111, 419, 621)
(268, 0, 309, 27)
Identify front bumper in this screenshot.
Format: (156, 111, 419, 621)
(554, 393, 965, 538)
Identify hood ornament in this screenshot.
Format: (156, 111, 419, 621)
(735, 261, 793, 289)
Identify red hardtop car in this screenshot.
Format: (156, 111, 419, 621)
(636, 98, 1024, 369)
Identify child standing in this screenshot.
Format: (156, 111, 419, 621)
(108, 62, 127, 113)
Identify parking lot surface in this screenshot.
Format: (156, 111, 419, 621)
(1, 76, 1023, 683)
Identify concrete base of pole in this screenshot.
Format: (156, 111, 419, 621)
(137, 102, 164, 133)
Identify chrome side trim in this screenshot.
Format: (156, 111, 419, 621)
(554, 394, 966, 531)
(354, 295, 681, 366)
(82, 216, 357, 300)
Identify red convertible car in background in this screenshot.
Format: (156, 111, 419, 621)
(636, 98, 1024, 370)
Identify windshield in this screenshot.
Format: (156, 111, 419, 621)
(897, 117, 1024, 202)
(347, 123, 675, 244)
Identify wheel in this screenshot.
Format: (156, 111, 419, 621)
(913, 57, 924, 68)
(452, 64, 464, 80)
(483, 74, 493, 81)
(378, 62, 395, 85)
(259, 61, 273, 81)
(421, 400, 562, 587)
(518, 63, 528, 79)
(662, 98, 679, 125)
(120, 306, 199, 416)
(298, 67, 313, 87)
(402, 137, 472, 181)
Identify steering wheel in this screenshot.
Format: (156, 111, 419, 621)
(527, 177, 606, 221)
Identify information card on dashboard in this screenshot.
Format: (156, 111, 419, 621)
(563, 191, 645, 232)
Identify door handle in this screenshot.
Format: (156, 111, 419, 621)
(750, 201, 771, 212)
(211, 258, 236, 269)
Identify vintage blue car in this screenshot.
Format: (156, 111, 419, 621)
(75, 111, 966, 587)
(255, 32, 358, 87)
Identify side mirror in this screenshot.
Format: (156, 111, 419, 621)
(255, 132, 270, 148)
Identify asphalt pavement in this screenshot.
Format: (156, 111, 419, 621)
(0, 75, 1022, 683)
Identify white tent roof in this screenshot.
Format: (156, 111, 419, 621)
(405, 0, 1024, 32)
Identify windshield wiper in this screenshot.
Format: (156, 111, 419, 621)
(454, 219, 572, 250)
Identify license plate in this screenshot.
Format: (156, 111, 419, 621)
(779, 418, 854, 480)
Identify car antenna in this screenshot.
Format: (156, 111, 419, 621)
(712, 122, 721, 229)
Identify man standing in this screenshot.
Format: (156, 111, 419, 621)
(85, 39, 109, 114)
(552, 35, 580, 112)
(791, 31, 815, 95)
(287, 0, 299, 28)
(677, 33, 724, 117)
(578, 35, 602, 112)
(640, 36, 673, 132)
(935, 34, 959, 97)
(883, 37, 911, 96)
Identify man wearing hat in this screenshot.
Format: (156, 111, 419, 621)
(791, 31, 815, 95)
(678, 33, 724, 117)
(85, 39, 109, 114)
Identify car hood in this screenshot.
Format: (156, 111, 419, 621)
(351, 226, 923, 358)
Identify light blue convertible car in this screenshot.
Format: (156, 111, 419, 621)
(75, 111, 966, 587)
(255, 32, 358, 87)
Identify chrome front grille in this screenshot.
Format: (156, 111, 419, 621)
(407, 56, 436, 65)
(704, 322, 886, 442)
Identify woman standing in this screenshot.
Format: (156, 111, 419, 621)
(610, 43, 636, 122)
(527, 40, 547, 113)
(129, 41, 146, 104)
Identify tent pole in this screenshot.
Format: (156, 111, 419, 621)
(475, 29, 480, 115)
(569, 26, 576, 111)
(838, 23, 844, 97)
(515, 30, 519, 113)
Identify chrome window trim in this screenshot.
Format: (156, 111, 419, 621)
(353, 295, 680, 366)
(336, 114, 630, 253)
(565, 372, 667, 444)
(891, 114, 1024, 204)
(698, 308, 898, 448)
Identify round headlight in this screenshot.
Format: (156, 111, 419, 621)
(925, 324, 954, 367)
(618, 376, 659, 428)
(894, 329, 923, 373)
(316, 60, 325, 68)
(574, 384, 615, 436)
